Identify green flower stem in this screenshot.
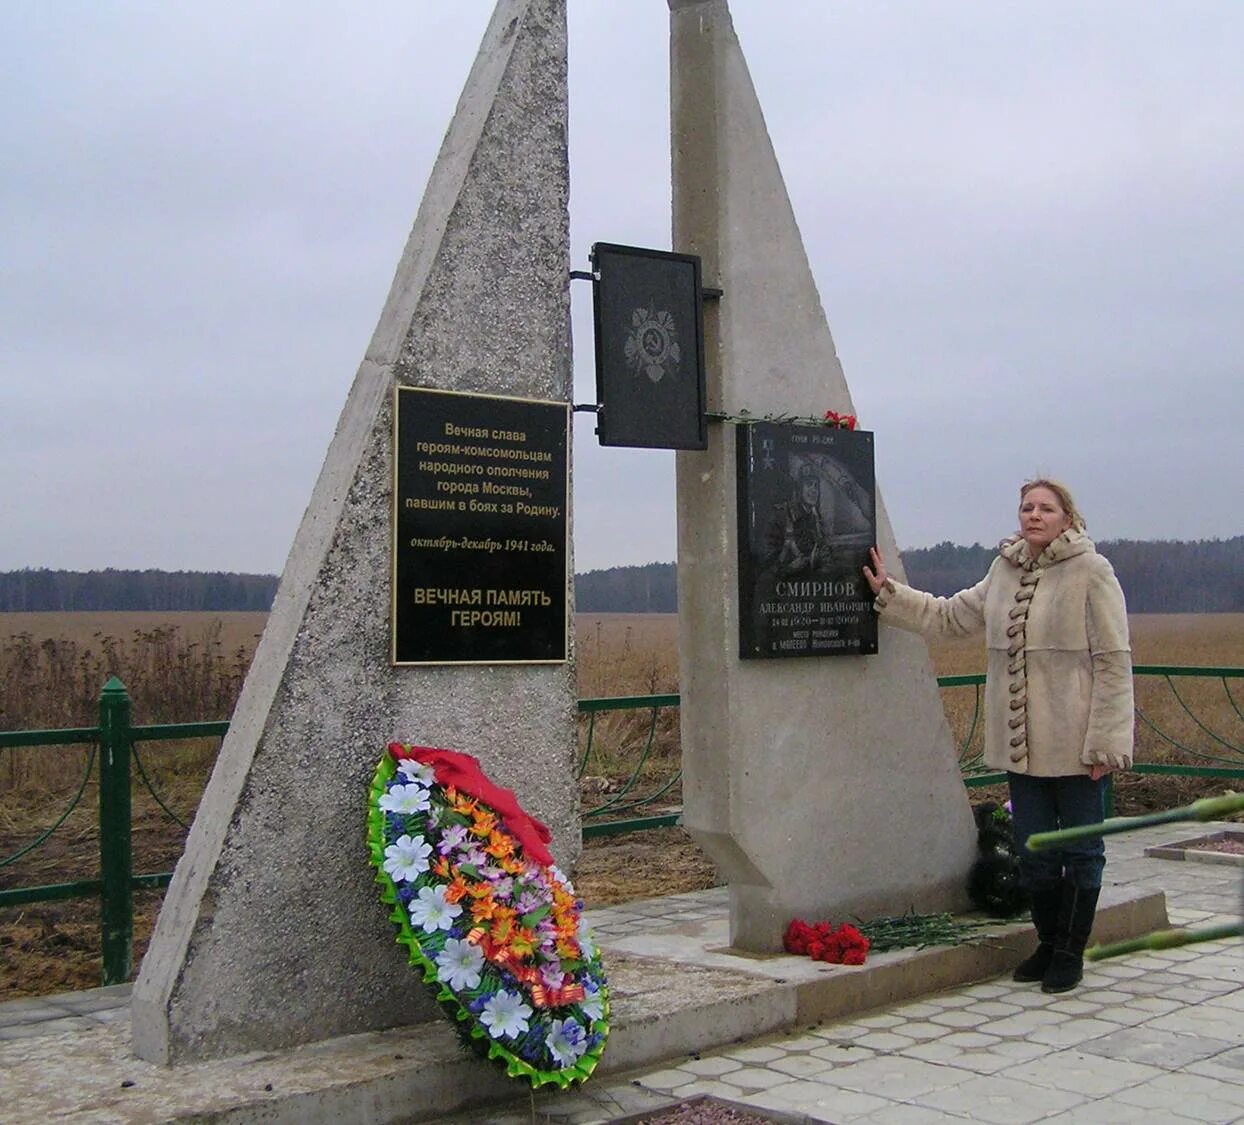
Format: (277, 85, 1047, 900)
(856, 912, 996, 951)
(1087, 922, 1244, 961)
(1027, 793, 1244, 851)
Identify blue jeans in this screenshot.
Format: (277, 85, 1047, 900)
(1007, 772, 1107, 890)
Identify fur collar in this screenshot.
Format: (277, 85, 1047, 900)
(999, 528, 1094, 571)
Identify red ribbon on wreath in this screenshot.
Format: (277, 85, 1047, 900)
(388, 743, 556, 868)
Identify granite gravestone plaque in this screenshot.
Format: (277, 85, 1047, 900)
(393, 386, 569, 664)
(591, 242, 707, 450)
(736, 422, 877, 659)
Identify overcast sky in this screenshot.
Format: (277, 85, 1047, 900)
(3, 2, 1241, 576)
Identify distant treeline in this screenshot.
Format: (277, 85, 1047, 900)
(575, 562, 678, 613)
(0, 569, 279, 612)
(2, 537, 1240, 613)
(576, 537, 1244, 614)
(902, 537, 1244, 613)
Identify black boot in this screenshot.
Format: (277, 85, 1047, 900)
(1042, 884, 1101, 994)
(1012, 883, 1062, 982)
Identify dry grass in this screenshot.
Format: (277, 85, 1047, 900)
(0, 613, 262, 796)
(3, 612, 1241, 792)
(573, 612, 1244, 814)
(1, 610, 1241, 997)
(3, 611, 1241, 806)
(575, 613, 679, 698)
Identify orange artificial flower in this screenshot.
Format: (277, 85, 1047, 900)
(470, 809, 498, 837)
(484, 830, 514, 860)
(470, 895, 499, 924)
(444, 873, 472, 904)
(509, 928, 538, 958)
(489, 907, 522, 947)
(445, 787, 478, 817)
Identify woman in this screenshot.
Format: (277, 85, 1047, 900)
(862, 479, 1133, 993)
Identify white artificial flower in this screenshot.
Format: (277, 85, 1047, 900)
(408, 884, 461, 931)
(397, 759, 437, 785)
(378, 783, 431, 816)
(435, 938, 485, 991)
(382, 834, 433, 883)
(479, 989, 533, 1040)
(544, 1016, 588, 1066)
(579, 984, 605, 1023)
(576, 919, 598, 961)
(548, 864, 575, 895)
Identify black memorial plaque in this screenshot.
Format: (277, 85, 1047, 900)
(591, 242, 707, 450)
(736, 422, 878, 659)
(393, 387, 569, 665)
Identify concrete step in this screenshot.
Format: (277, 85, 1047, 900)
(0, 886, 1167, 1124)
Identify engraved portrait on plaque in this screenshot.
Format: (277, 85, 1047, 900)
(736, 422, 878, 658)
(392, 387, 569, 665)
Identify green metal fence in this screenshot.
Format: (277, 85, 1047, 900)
(0, 676, 228, 985)
(2, 665, 1241, 986)
(952, 667, 1244, 816)
(578, 693, 682, 838)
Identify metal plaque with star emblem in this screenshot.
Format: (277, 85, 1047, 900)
(736, 421, 878, 658)
(590, 242, 707, 449)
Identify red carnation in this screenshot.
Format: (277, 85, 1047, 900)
(785, 917, 870, 966)
(783, 919, 811, 955)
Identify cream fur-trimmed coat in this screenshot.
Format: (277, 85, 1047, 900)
(875, 529, 1133, 776)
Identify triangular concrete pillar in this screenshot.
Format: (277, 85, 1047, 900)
(132, 0, 576, 1063)
(669, 0, 977, 950)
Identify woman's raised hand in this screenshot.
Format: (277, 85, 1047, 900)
(862, 546, 888, 595)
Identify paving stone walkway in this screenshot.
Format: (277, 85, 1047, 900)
(445, 824, 1243, 1124)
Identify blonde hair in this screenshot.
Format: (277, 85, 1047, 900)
(1019, 478, 1085, 531)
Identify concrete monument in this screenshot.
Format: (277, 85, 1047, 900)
(132, 0, 576, 1063)
(669, 0, 978, 950)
